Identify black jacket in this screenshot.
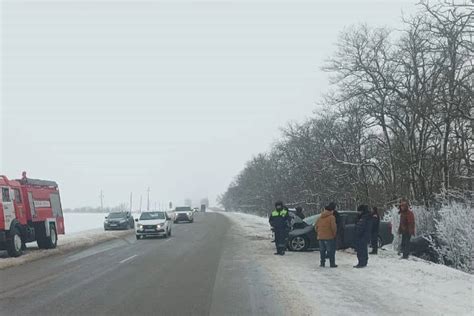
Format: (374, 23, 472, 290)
(296, 211, 305, 220)
(371, 213, 380, 235)
(269, 209, 290, 230)
(333, 210, 341, 227)
(355, 212, 373, 243)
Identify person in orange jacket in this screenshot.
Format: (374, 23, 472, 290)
(398, 198, 415, 259)
(316, 203, 338, 268)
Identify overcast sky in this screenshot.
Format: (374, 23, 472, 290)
(1, 0, 417, 209)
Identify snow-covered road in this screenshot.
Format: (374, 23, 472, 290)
(222, 212, 474, 316)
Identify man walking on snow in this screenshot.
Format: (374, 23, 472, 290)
(398, 198, 415, 259)
(316, 203, 338, 267)
(269, 201, 290, 256)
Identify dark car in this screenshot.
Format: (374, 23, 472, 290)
(104, 212, 134, 230)
(287, 211, 394, 251)
(409, 234, 446, 263)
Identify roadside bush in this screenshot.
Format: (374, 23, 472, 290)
(433, 203, 473, 273)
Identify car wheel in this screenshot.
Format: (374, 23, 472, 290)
(6, 226, 23, 257)
(168, 229, 172, 237)
(190, 219, 194, 223)
(136, 235, 141, 240)
(289, 236, 308, 252)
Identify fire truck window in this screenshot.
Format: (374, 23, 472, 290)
(14, 189, 22, 203)
(2, 188, 11, 202)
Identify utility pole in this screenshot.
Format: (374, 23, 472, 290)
(129, 192, 133, 212)
(139, 195, 143, 213)
(147, 187, 150, 211)
(99, 190, 104, 212)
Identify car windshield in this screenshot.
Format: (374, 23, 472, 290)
(139, 212, 165, 220)
(108, 213, 126, 219)
(175, 207, 191, 212)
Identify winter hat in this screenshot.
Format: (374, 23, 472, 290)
(325, 202, 337, 211)
(275, 201, 284, 208)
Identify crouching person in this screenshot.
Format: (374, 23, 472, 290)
(316, 205, 337, 268)
(354, 205, 372, 268)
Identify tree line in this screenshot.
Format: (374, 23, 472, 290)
(219, 1, 473, 216)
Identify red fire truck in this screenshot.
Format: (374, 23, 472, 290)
(0, 172, 65, 257)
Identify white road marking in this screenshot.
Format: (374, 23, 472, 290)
(119, 254, 138, 264)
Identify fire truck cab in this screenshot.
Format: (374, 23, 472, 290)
(0, 172, 65, 257)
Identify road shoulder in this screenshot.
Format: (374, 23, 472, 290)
(0, 229, 133, 270)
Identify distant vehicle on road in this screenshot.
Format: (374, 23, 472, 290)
(104, 212, 134, 230)
(174, 206, 194, 223)
(135, 211, 172, 239)
(287, 211, 393, 252)
(0, 172, 65, 257)
(200, 204, 206, 212)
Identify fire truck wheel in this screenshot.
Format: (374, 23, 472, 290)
(44, 225, 58, 249)
(6, 227, 23, 257)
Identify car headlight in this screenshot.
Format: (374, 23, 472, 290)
(120, 219, 126, 223)
(157, 223, 164, 228)
(137, 224, 143, 229)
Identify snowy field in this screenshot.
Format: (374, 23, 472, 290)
(63, 212, 109, 234)
(64, 212, 144, 234)
(221, 212, 474, 316)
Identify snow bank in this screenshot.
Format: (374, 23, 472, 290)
(0, 229, 132, 270)
(222, 212, 474, 316)
(63, 212, 109, 234)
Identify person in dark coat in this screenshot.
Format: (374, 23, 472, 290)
(370, 207, 380, 254)
(354, 204, 372, 268)
(269, 201, 290, 255)
(398, 198, 415, 259)
(295, 206, 305, 220)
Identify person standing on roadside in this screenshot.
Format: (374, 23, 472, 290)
(316, 204, 338, 268)
(370, 207, 380, 255)
(354, 205, 372, 268)
(398, 198, 415, 259)
(295, 206, 305, 220)
(269, 201, 290, 256)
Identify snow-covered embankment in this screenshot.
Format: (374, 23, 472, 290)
(221, 212, 474, 316)
(0, 212, 134, 270)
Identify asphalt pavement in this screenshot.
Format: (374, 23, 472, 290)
(0, 213, 284, 316)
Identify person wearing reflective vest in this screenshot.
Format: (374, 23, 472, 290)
(269, 201, 290, 255)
